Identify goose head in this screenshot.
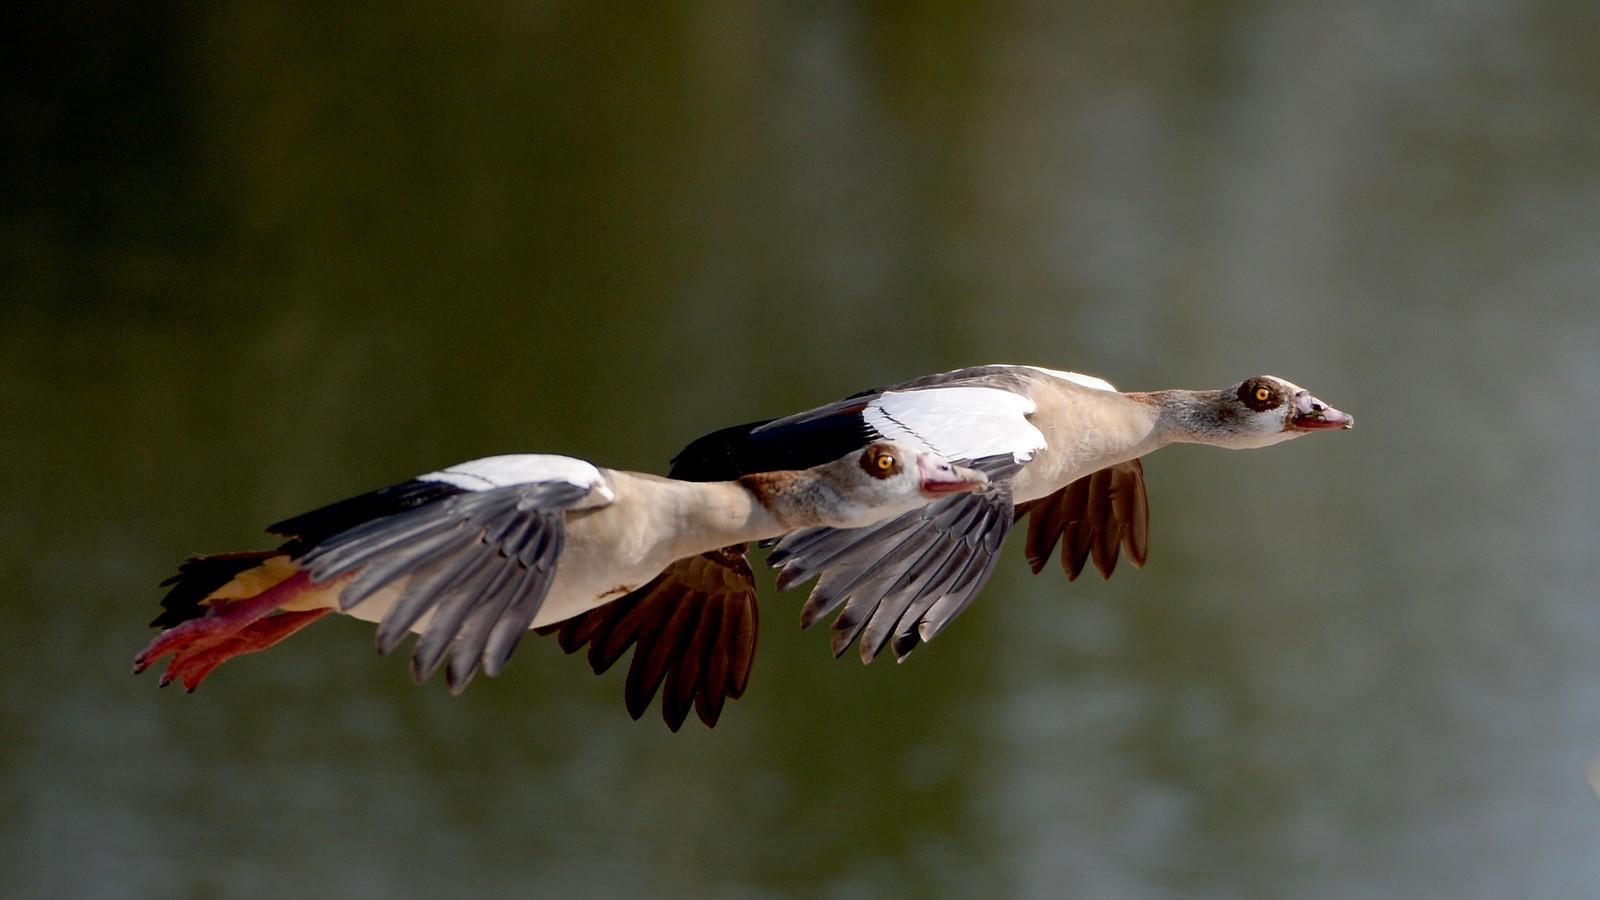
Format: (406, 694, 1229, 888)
(791, 442, 989, 529)
(1191, 375, 1354, 449)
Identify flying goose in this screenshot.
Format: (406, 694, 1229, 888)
(135, 442, 987, 729)
(555, 366, 1353, 721)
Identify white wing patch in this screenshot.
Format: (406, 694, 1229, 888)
(1007, 365, 1118, 393)
(864, 387, 1046, 463)
(420, 454, 614, 501)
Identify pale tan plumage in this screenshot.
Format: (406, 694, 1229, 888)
(586, 365, 1352, 719)
(136, 442, 986, 729)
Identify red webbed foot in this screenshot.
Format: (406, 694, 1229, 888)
(135, 570, 319, 684)
(156, 608, 332, 691)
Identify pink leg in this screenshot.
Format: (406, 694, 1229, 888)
(134, 570, 316, 675)
(160, 608, 333, 691)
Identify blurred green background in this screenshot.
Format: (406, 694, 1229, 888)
(5, 2, 1600, 898)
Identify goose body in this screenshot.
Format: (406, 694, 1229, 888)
(575, 364, 1352, 717)
(137, 442, 987, 727)
(299, 456, 976, 633)
(696, 365, 1345, 508)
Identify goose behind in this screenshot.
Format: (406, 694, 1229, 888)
(135, 441, 987, 728)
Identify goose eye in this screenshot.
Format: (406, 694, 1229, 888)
(1254, 386, 1271, 403)
(859, 446, 902, 478)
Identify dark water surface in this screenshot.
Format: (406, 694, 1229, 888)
(6, 3, 1600, 897)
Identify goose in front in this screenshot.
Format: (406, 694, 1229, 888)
(565, 366, 1352, 720)
(135, 442, 987, 729)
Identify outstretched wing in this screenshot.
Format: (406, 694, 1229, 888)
(535, 365, 1086, 724)
(535, 545, 758, 731)
(1015, 459, 1150, 580)
(768, 454, 1022, 662)
(294, 454, 611, 692)
(667, 364, 1048, 481)
(748, 374, 1046, 660)
(673, 371, 1049, 667)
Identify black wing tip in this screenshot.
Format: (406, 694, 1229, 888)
(672, 407, 884, 483)
(150, 550, 283, 629)
(266, 479, 466, 542)
(668, 418, 776, 482)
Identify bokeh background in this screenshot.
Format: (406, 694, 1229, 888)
(6, 2, 1600, 898)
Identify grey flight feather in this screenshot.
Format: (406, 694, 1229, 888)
(879, 477, 1013, 658)
(854, 501, 989, 660)
(769, 454, 1020, 662)
(889, 539, 976, 659)
(410, 557, 522, 683)
(296, 480, 591, 687)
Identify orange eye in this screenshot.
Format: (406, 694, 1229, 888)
(875, 453, 896, 471)
(1254, 386, 1271, 402)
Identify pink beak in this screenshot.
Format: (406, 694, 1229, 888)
(1289, 391, 1354, 431)
(917, 453, 989, 496)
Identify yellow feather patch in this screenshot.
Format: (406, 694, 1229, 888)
(205, 554, 299, 604)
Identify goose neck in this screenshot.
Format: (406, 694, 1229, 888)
(1140, 389, 1238, 447)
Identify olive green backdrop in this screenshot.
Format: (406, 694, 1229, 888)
(5, 3, 1599, 898)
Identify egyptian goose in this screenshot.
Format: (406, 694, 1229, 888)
(136, 442, 987, 729)
(562, 366, 1352, 720)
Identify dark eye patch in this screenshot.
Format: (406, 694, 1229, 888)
(1237, 379, 1282, 412)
